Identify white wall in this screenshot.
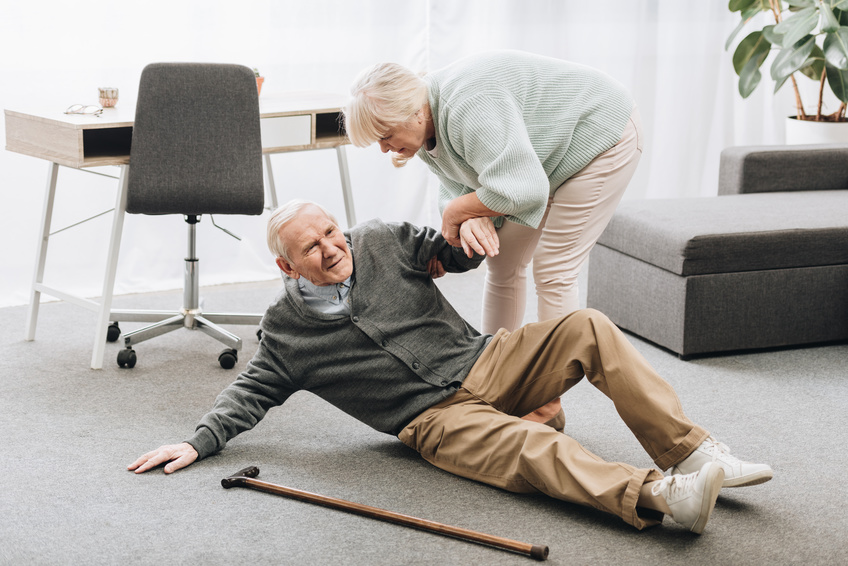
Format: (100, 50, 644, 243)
(0, 1, 800, 308)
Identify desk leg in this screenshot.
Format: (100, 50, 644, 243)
(336, 146, 356, 227)
(25, 162, 60, 341)
(90, 165, 129, 369)
(263, 154, 278, 211)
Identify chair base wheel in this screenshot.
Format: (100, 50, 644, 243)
(106, 322, 121, 342)
(117, 348, 137, 368)
(218, 348, 238, 369)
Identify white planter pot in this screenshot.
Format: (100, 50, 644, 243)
(785, 116, 848, 144)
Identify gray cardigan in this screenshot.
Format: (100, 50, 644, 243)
(187, 219, 490, 459)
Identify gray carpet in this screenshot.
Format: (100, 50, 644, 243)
(1, 267, 846, 565)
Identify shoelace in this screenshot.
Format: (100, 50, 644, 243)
(702, 436, 741, 464)
(651, 469, 698, 499)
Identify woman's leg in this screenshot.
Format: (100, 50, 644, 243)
(480, 218, 544, 335)
(533, 107, 644, 320)
(480, 216, 565, 425)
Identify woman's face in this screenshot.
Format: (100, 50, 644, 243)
(377, 110, 429, 158)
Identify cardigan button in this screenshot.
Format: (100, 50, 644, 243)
(381, 339, 388, 347)
(412, 362, 420, 370)
(352, 316, 359, 323)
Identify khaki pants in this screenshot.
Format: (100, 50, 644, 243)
(398, 309, 709, 529)
(482, 107, 644, 334)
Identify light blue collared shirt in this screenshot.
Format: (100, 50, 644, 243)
(297, 276, 353, 315)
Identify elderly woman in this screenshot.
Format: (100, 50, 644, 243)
(344, 50, 642, 425)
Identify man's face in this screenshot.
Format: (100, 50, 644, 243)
(275, 206, 353, 287)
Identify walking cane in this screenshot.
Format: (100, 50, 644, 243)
(222, 466, 549, 561)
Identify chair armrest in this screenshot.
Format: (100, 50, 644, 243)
(718, 144, 848, 195)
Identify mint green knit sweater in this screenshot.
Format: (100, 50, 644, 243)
(418, 50, 634, 229)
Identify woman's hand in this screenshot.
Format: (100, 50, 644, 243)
(441, 200, 466, 247)
(441, 192, 502, 248)
(458, 217, 499, 258)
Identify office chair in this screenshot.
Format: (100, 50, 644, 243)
(112, 62, 265, 369)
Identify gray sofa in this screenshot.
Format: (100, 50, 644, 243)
(586, 144, 848, 358)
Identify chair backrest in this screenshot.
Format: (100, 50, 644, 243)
(127, 63, 265, 216)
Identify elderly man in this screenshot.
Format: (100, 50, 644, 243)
(130, 200, 772, 534)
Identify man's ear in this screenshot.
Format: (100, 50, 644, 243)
(276, 257, 299, 279)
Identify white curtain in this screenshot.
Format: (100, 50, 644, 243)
(0, 0, 793, 308)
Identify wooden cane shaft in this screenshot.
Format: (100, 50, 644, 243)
(236, 476, 547, 560)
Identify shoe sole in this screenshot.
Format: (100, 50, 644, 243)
(723, 469, 773, 488)
(672, 465, 774, 489)
(691, 464, 725, 534)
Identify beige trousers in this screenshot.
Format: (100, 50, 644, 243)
(398, 309, 709, 529)
(482, 107, 644, 334)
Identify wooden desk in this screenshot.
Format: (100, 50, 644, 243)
(4, 92, 355, 369)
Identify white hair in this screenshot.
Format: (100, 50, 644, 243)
(343, 62, 429, 167)
(266, 199, 339, 261)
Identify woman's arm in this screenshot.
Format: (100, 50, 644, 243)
(441, 192, 502, 247)
(436, 95, 549, 235)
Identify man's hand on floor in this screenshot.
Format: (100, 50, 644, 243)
(128, 442, 198, 474)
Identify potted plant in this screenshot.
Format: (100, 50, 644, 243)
(727, 0, 848, 142)
(253, 67, 265, 96)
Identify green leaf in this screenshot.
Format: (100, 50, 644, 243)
(826, 63, 848, 101)
(787, 0, 815, 6)
(740, 50, 767, 97)
(733, 32, 773, 74)
(771, 35, 817, 80)
(821, 2, 841, 32)
(774, 7, 820, 47)
(824, 28, 848, 68)
(726, 5, 769, 50)
(773, 72, 791, 93)
(799, 45, 827, 79)
(838, 8, 848, 25)
(729, 0, 759, 11)
(762, 24, 785, 44)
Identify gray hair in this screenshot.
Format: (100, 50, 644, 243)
(266, 199, 339, 262)
(344, 62, 428, 167)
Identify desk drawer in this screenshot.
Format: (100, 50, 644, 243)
(260, 115, 311, 150)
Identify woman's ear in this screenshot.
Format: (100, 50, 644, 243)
(276, 257, 299, 279)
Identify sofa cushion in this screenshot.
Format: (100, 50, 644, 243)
(718, 144, 848, 195)
(597, 191, 848, 276)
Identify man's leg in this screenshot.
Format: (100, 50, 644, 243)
(399, 391, 666, 530)
(468, 308, 710, 471)
(490, 308, 771, 488)
(400, 309, 712, 529)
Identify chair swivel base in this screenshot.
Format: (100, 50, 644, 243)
(111, 309, 262, 369)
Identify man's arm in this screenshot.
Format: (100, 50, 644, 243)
(128, 333, 297, 474)
(386, 220, 485, 275)
(428, 218, 498, 278)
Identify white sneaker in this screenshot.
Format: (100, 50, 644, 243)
(672, 436, 773, 488)
(652, 462, 724, 534)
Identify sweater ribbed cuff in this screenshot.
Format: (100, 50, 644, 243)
(184, 427, 220, 461)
